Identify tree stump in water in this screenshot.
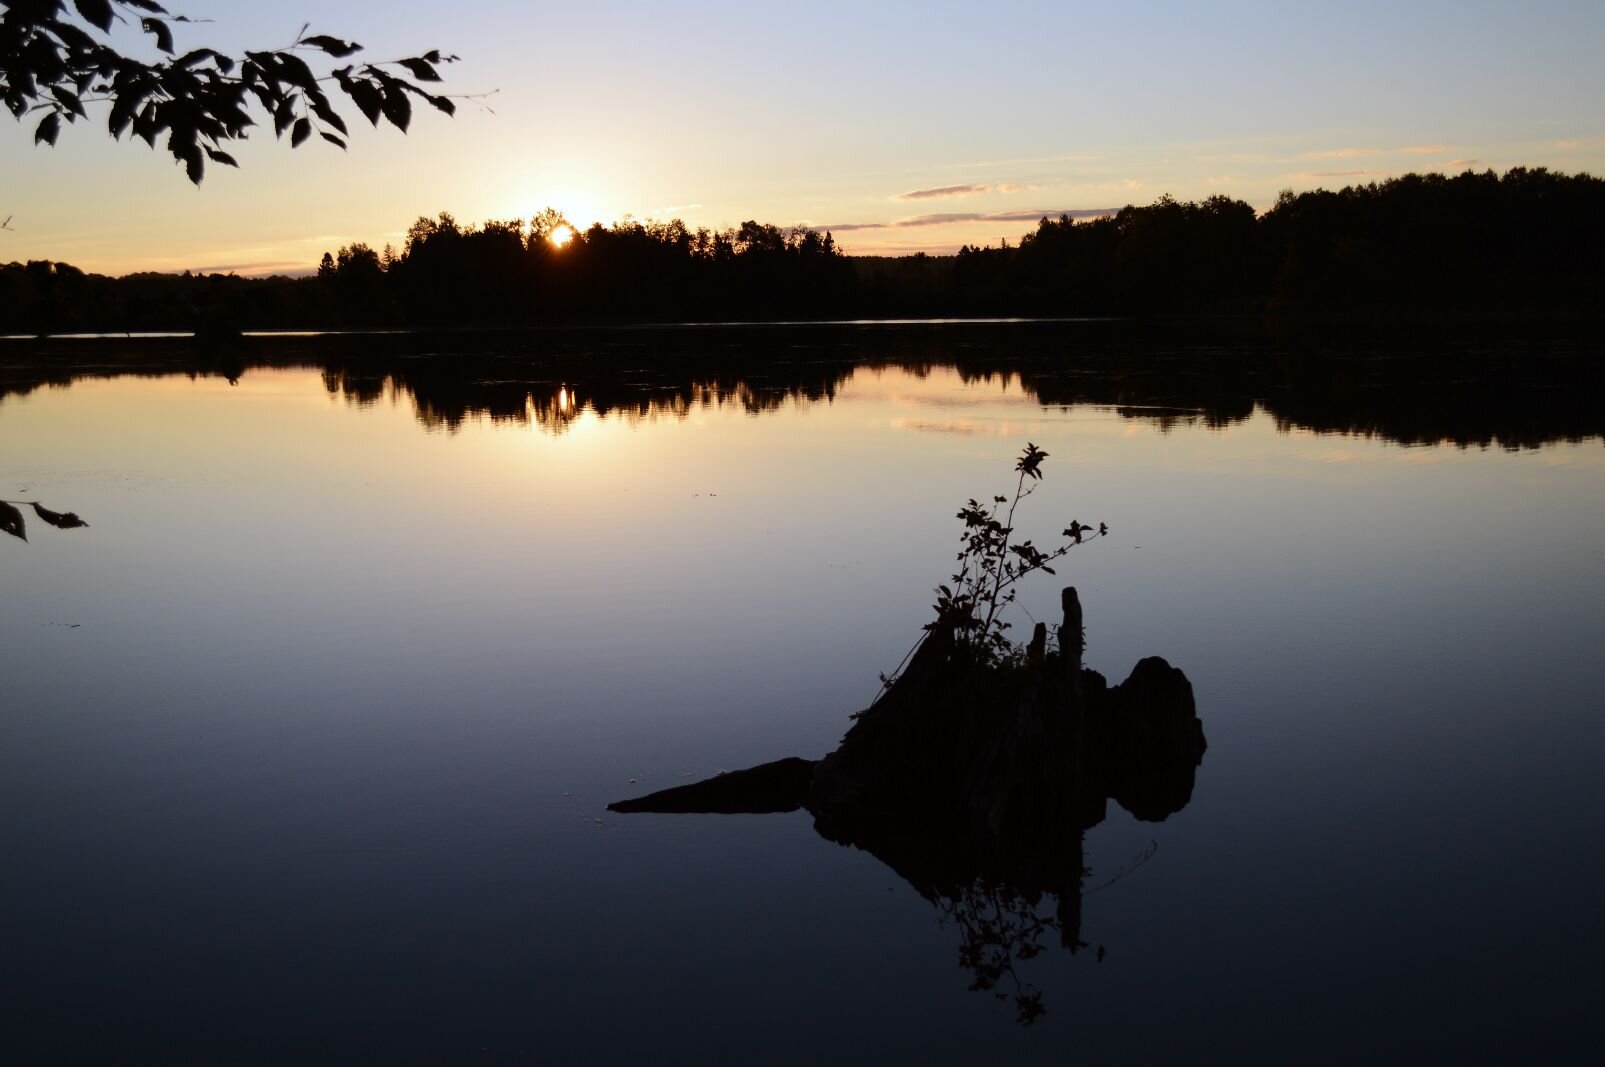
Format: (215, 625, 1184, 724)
(612, 585, 1205, 838)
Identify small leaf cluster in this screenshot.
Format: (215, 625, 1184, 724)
(930, 443, 1106, 669)
(1, 499, 89, 542)
(2, 2, 459, 182)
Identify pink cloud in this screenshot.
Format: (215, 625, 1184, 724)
(895, 181, 1039, 201)
(821, 208, 1119, 233)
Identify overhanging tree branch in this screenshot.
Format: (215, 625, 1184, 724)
(1, 1, 461, 182)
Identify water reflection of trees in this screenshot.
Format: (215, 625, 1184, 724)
(311, 328, 1603, 449)
(3, 324, 1602, 449)
(314, 343, 856, 434)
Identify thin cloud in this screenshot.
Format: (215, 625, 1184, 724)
(1195, 152, 1294, 164)
(897, 184, 988, 201)
(934, 152, 1103, 171)
(1304, 144, 1459, 160)
(822, 208, 1118, 233)
(895, 182, 1037, 201)
(1302, 147, 1382, 159)
(1445, 159, 1483, 169)
(1289, 169, 1388, 179)
(186, 261, 313, 276)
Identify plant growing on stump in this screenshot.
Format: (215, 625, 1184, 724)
(931, 442, 1106, 669)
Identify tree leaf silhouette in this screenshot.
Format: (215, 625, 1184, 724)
(31, 504, 89, 529)
(398, 57, 441, 82)
(140, 16, 174, 53)
(73, 0, 115, 33)
(0, 501, 26, 542)
(302, 35, 363, 59)
(379, 85, 411, 131)
(345, 78, 383, 126)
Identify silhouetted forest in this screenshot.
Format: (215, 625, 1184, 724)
(2, 168, 1601, 334)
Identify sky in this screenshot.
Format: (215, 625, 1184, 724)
(3, 0, 1604, 276)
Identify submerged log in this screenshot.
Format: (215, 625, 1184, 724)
(607, 757, 816, 814)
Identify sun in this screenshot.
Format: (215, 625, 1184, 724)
(548, 225, 575, 249)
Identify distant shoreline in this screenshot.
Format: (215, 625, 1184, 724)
(4, 307, 1601, 348)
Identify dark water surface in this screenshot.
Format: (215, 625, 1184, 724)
(2, 327, 1603, 1063)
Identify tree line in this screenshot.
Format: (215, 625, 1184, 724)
(315, 210, 855, 324)
(876, 166, 1604, 316)
(2, 167, 1601, 334)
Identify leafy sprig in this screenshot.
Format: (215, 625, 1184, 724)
(930, 442, 1107, 669)
(3, 2, 468, 182)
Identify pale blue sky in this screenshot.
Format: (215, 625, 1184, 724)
(3, 0, 1603, 273)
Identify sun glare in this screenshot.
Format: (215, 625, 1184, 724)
(549, 225, 575, 249)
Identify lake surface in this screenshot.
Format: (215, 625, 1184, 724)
(2, 326, 1603, 1063)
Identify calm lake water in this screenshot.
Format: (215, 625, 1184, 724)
(2, 327, 1603, 1063)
